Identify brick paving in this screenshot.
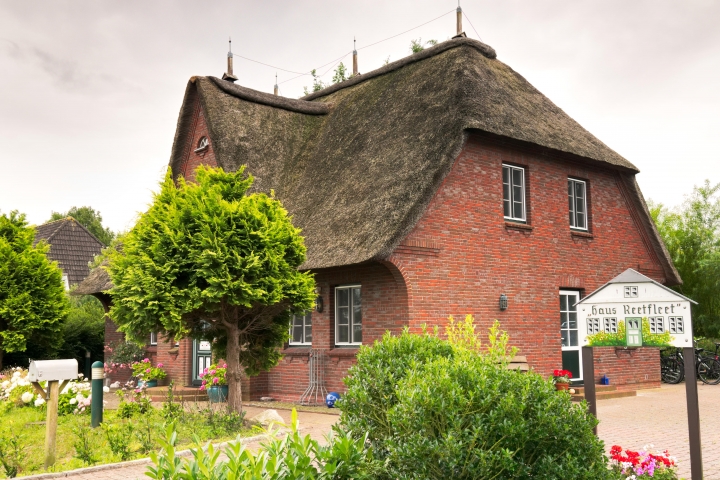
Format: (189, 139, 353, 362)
(597, 383, 720, 479)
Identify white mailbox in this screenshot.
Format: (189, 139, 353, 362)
(27, 359, 78, 382)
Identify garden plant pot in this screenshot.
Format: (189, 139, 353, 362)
(208, 385, 229, 403)
(555, 382, 570, 391)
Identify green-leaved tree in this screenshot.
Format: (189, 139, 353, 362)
(49, 206, 115, 246)
(0, 211, 69, 369)
(108, 166, 316, 412)
(651, 180, 720, 337)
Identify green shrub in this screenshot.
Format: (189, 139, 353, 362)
(342, 320, 612, 479)
(340, 328, 455, 444)
(102, 422, 133, 461)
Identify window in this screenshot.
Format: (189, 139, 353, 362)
(649, 317, 665, 334)
(150, 332, 158, 345)
(603, 317, 618, 333)
(587, 318, 600, 334)
(194, 136, 209, 153)
(624, 286, 638, 298)
(290, 312, 312, 345)
(568, 178, 587, 230)
(503, 164, 526, 222)
(668, 317, 684, 334)
(335, 285, 362, 345)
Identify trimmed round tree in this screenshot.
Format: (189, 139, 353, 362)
(108, 166, 315, 412)
(0, 211, 69, 369)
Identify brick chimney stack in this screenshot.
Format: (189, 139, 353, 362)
(352, 38, 358, 76)
(222, 37, 238, 83)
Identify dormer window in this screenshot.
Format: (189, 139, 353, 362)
(194, 136, 209, 153)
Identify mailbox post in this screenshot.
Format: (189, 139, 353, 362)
(27, 359, 78, 469)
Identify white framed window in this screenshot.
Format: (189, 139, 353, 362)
(603, 317, 618, 333)
(335, 285, 362, 345)
(624, 286, 638, 298)
(289, 312, 312, 345)
(568, 178, 588, 230)
(668, 317, 684, 334)
(502, 164, 526, 222)
(649, 317, 665, 334)
(194, 136, 209, 153)
(587, 318, 600, 334)
(150, 332, 158, 345)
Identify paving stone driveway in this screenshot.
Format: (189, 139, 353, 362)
(597, 383, 720, 479)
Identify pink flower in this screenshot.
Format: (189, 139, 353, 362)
(222, 364, 227, 368)
(157, 363, 163, 368)
(213, 377, 219, 384)
(199, 385, 205, 391)
(145, 368, 151, 373)
(210, 369, 216, 375)
(143, 358, 150, 363)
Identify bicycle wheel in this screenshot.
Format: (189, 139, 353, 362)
(661, 356, 684, 384)
(698, 358, 720, 385)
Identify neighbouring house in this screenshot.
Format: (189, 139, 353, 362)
(76, 36, 680, 399)
(34, 217, 105, 289)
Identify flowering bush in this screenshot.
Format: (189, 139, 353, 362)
(131, 358, 166, 382)
(553, 369, 572, 383)
(610, 444, 678, 479)
(104, 340, 146, 376)
(1, 367, 93, 415)
(199, 363, 227, 391)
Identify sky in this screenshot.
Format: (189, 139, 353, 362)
(1, 0, 718, 233)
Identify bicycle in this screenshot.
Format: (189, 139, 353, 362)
(676, 346, 720, 385)
(660, 347, 684, 384)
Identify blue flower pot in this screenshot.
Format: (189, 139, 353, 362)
(207, 385, 228, 403)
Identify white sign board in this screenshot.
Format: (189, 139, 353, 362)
(576, 269, 695, 348)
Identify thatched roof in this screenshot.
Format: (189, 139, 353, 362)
(72, 259, 112, 296)
(33, 218, 104, 285)
(52, 36, 637, 290)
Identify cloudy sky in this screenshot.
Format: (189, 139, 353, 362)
(1, 0, 718, 233)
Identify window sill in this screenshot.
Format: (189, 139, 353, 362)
(504, 221, 533, 232)
(571, 230, 593, 239)
(329, 347, 360, 358)
(282, 347, 311, 356)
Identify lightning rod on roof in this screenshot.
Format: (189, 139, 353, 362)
(456, 2, 463, 35)
(274, 73, 278, 96)
(223, 36, 238, 83)
(353, 37, 358, 76)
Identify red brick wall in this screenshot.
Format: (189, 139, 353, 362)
(180, 103, 217, 182)
(388, 132, 666, 383)
(249, 262, 409, 401)
(592, 347, 661, 391)
(103, 318, 132, 384)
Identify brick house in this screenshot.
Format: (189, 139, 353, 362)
(77, 37, 679, 398)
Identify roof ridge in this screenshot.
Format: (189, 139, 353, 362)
(38, 217, 72, 243)
(302, 37, 497, 101)
(65, 217, 107, 248)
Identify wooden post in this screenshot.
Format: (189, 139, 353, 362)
(581, 346, 597, 435)
(683, 347, 703, 480)
(44, 380, 60, 469)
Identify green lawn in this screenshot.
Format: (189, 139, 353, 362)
(0, 400, 253, 478)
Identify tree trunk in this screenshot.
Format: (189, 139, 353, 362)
(225, 324, 243, 414)
(0, 348, 3, 371)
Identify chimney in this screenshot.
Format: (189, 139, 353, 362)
(274, 73, 278, 96)
(352, 38, 358, 76)
(456, 5, 463, 36)
(222, 37, 238, 83)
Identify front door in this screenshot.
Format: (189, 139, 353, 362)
(192, 339, 212, 386)
(560, 290, 583, 382)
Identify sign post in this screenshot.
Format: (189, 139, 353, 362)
(575, 269, 702, 479)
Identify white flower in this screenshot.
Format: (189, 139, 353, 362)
(13, 371, 21, 378)
(78, 373, 84, 379)
(34, 397, 45, 407)
(103, 386, 110, 393)
(21, 392, 33, 403)
(69, 398, 77, 405)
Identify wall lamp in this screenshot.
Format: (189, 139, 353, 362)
(499, 294, 508, 311)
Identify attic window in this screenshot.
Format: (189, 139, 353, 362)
(194, 136, 209, 153)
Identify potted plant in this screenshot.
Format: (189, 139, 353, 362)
(553, 369, 572, 391)
(199, 363, 228, 403)
(131, 358, 166, 388)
